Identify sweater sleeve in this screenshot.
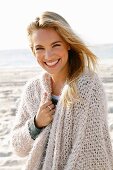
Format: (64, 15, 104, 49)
(10, 78, 42, 157)
(64, 73, 113, 170)
(28, 116, 43, 140)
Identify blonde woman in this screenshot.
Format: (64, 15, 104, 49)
(11, 11, 113, 170)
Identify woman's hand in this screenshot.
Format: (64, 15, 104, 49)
(35, 94, 55, 128)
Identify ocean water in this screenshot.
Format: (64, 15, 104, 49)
(90, 44, 113, 65)
(0, 49, 37, 68)
(0, 44, 113, 68)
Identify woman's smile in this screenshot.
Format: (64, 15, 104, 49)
(44, 59, 60, 67)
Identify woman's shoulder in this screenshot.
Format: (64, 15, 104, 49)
(23, 76, 40, 92)
(77, 68, 102, 90)
(23, 71, 50, 95)
(75, 68, 104, 102)
(24, 71, 46, 89)
(79, 67, 100, 82)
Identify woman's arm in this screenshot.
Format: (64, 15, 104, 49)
(10, 79, 41, 157)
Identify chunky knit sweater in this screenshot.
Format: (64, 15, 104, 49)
(11, 69, 113, 170)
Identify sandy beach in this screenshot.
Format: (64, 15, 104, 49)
(0, 64, 113, 170)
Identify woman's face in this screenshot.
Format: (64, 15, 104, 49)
(31, 28, 70, 76)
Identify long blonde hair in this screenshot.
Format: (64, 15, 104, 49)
(27, 11, 97, 105)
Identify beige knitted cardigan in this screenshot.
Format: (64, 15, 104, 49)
(11, 69, 113, 170)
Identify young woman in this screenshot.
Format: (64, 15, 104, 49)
(11, 11, 113, 170)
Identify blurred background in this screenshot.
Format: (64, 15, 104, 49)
(0, 0, 113, 169)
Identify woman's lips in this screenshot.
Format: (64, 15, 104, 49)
(45, 59, 60, 67)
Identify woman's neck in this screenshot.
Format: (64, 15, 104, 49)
(51, 75, 67, 96)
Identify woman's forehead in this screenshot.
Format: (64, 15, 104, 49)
(31, 28, 64, 45)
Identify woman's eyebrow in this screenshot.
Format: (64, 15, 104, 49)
(34, 41, 62, 48)
(34, 44, 43, 48)
(51, 41, 62, 45)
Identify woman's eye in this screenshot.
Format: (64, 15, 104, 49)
(53, 44, 61, 47)
(35, 47, 44, 51)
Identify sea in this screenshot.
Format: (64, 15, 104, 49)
(0, 44, 113, 68)
(0, 49, 38, 69)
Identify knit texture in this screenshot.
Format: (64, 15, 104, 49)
(11, 69, 113, 170)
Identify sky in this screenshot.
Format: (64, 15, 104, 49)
(0, 0, 113, 50)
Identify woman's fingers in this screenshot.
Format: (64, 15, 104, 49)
(49, 108, 56, 116)
(40, 100, 52, 110)
(35, 93, 56, 127)
(40, 101, 56, 112)
(46, 104, 55, 112)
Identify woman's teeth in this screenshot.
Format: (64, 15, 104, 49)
(46, 59, 59, 66)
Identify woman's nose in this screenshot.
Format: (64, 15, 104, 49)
(45, 50, 53, 60)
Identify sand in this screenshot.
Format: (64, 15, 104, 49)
(0, 64, 113, 170)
